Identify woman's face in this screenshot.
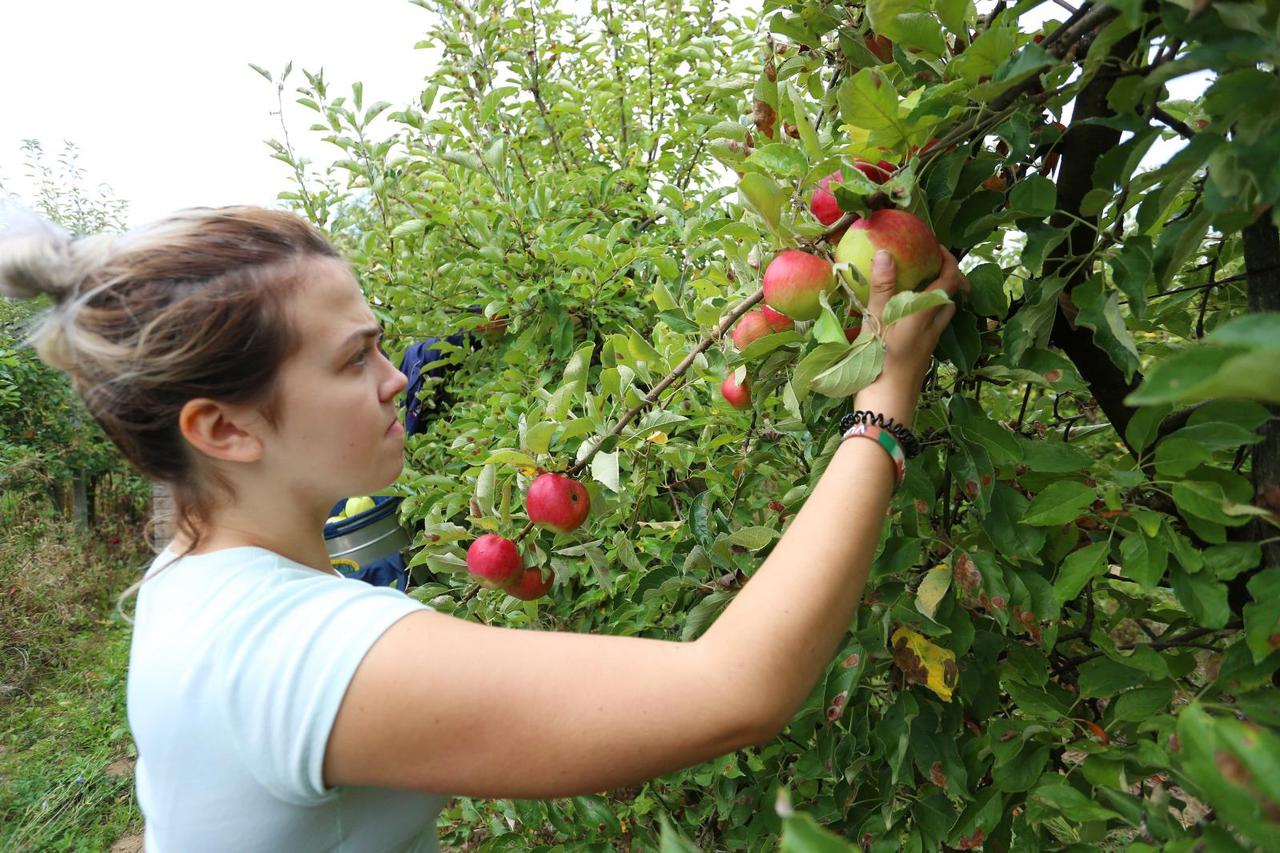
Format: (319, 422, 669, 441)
(263, 257, 408, 510)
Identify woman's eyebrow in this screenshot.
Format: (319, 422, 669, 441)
(338, 325, 383, 353)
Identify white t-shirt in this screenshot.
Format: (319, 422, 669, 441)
(127, 545, 446, 852)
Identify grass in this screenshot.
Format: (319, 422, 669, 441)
(0, 510, 148, 852)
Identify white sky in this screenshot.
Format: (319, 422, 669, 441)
(2, 1, 1198, 231)
(1, 0, 440, 228)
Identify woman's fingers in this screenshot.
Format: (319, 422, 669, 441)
(864, 250, 899, 320)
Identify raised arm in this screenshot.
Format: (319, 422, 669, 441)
(323, 249, 968, 800)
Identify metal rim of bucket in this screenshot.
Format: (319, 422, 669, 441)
(327, 525, 411, 560)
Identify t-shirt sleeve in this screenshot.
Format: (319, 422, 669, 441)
(215, 571, 429, 805)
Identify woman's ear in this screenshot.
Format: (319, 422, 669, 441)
(177, 398, 264, 464)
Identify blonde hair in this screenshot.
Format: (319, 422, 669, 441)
(0, 202, 342, 606)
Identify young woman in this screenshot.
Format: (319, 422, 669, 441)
(0, 202, 967, 851)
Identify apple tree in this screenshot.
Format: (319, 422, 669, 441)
(263, 0, 1280, 848)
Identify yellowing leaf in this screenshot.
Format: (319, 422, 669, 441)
(647, 430, 669, 445)
(915, 564, 951, 621)
(891, 626, 958, 702)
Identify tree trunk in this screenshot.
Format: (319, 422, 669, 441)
(72, 471, 88, 531)
(1243, 214, 1280, 571)
(150, 482, 174, 552)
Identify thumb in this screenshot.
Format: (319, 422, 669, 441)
(865, 250, 898, 317)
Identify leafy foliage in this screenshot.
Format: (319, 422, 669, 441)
(263, 0, 1280, 848)
(1, 144, 144, 522)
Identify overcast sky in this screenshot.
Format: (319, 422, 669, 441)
(1, 0, 440, 227)
(2, 1, 1194, 231)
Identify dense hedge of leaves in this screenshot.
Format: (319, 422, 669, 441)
(262, 0, 1280, 848)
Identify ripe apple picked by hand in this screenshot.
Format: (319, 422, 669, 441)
(721, 373, 751, 410)
(466, 533, 524, 590)
(763, 249, 837, 322)
(835, 209, 943, 308)
(526, 472, 591, 533)
(504, 567, 554, 600)
(344, 495, 376, 517)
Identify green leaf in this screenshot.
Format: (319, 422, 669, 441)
(882, 289, 952, 327)
(1071, 277, 1140, 381)
(682, 591, 733, 641)
(1022, 441, 1092, 473)
(992, 43, 1056, 86)
(779, 803, 859, 851)
(1174, 480, 1252, 528)
(1119, 531, 1168, 591)
(390, 218, 430, 238)
(837, 69, 905, 149)
(1208, 312, 1280, 349)
(592, 450, 621, 493)
(1028, 778, 1122, 823)
(483, 448, 538, 468)
(966, 263, 1009, 318)
(950, 25, 1015, 84)
(810, 337, 885, 398)
(721, 526, 778, 552)
(1175, 704, 1280, 849)
(1171, 565, 1231, 629)
(791, 342, 850, 401)
(1109, 237, 1153, 318)
(442, 149, 484, 172)
(1078, 658, 1146, 698)
(1055, 540, 1109, 604)
(992, 744, 1049, 793)
(1023, 480, 1096, 526)
(1126, 346, 1247, 406)
(523, 421, 557, 455)
(784, 84, 823, 159)
(1244, 569, 1280, 663)
(738, 172, 785, 232)
(1154, 436, 1213, 477)
(984, 483, 1047, 561)
(1008, 175, 1056, 218)
(812, 300, 849, 345)
(1111, 685, 1174, 722)
(748, 143, 808, 178)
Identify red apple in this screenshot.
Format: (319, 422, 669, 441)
(844, 322, 863, 342)
(730, 310, 772, 350)
(761, 305, 793, 332)
(721, 374, 751, 410)
(809, 171, 845, 226)
(505, 567, 554, 600)
(762, 249, 837, 321)
(466, 534, 524, 589)
(855, 159, 896, 184)
(866, 33, 893, 64)
(835, 209, 943, 307)
(526, 472, 591, 533)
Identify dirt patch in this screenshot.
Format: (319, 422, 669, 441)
(110, 832, 144, 853)
(104, 758, 135, 778)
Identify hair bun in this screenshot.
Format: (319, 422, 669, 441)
(0, 198, 78, 301)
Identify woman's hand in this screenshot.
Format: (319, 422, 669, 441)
(854, 247, 969, 428)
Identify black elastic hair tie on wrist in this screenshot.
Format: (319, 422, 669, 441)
(840, 410, 922, 459)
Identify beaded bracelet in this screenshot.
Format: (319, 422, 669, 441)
(840, 422, 907, 490)
(839, 410, 922, 459)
